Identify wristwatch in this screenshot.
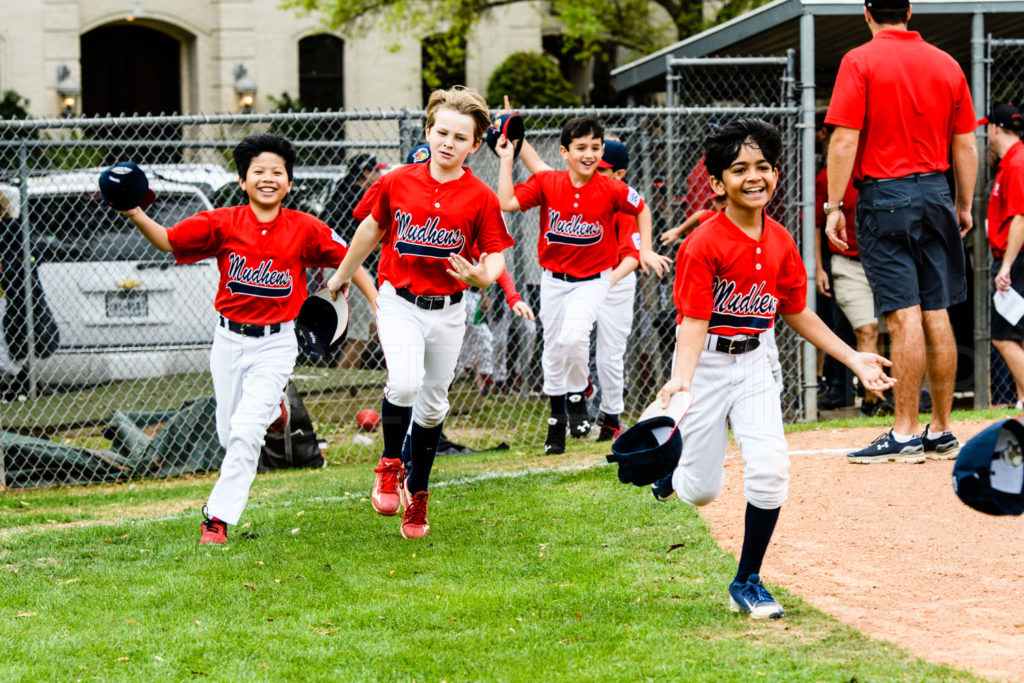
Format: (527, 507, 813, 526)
(823, 201, 844, 216)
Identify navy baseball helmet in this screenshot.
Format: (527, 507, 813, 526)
(98, 162, 156, 211)
(295, 289, 349, 357)
(405, 143, 431, 165)
(598, 139, 629, 171)
(953, 418, 1024, 516)
(607, 392, 692, 486)
(485, 113, 524, 158)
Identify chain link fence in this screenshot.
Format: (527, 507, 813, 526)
(0, 82, 803, 488)
(985, 37, 1024, 407)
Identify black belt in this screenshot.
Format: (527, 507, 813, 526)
(549, 271, 600, 283)
(856, 170, 942, 188)
(219, 316, 281, 337)
(709, 334, 760, 355)
(395, 287, 463, 310)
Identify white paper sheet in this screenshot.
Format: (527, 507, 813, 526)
(993, 288, 1024, 326)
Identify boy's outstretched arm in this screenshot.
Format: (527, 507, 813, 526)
(657, 316, 709, 408)
(782, 307, 896, 394)
(518, 139, 552, 175)
(350, 265, 377, 310)
(496, 137, 522, 212)
(120, 207, 172, 252)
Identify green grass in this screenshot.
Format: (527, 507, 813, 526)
(0, 453, 985, 682)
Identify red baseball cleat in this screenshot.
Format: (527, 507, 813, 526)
(371, 456, 406, 516)
(200, 516, 228, 545)
(400, 483, 430, 539)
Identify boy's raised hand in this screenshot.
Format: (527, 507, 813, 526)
(848, 352, 896, 393)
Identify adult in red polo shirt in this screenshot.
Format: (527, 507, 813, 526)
(984, 102, 1024, 410)
(824, 0, 977, 463)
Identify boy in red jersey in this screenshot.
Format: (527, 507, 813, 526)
(120, 133, 376, 544)
(497, 116, 668, 454)
(656, 119, 895, 618)
(328, 86, 514, 539)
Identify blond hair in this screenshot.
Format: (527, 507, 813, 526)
(425, 86, 490, 143)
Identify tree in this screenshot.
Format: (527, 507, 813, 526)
(486, 52, 580, 109)
(284, 0, 774, 66)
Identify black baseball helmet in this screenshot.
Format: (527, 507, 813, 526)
(295, 289, 349, 357)
(606, 392, 693, 486)
(485, 113, 524, 158)
(99, 162, 156, 211)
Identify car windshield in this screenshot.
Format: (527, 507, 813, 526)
(28, 192, 209, 263)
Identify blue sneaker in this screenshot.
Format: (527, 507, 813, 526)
(847, 430, 925, 464)
(921, 424, 960, 460)
(728, 574, 784, 619)
(650, 473, 675, 501)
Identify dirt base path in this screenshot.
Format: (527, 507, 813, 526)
(698, 418, 1024, 683)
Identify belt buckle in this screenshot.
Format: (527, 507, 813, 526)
(726, 338, 741, 355)
(239, 323, 251, 336)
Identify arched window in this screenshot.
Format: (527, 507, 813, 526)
(299, 35, 344, 111)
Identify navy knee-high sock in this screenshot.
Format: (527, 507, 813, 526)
(549, 394, 567, 419)
(735, 503, 781, 583)
(406, 421, 444, 494)
(381, 399, 413, 461)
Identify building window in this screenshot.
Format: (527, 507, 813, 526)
(299, 35, 344, 111)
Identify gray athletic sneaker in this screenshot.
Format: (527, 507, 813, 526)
(847, 429, 925, 464)
(921, 424, 960, 460)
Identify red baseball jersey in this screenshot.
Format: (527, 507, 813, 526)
(168, 205, 349, 325)
(513, 170, 645, 278)
(814, 167, 860, 257)
(674, 211, 806, 334)
(353, 176, 382, 223)
(682, 158, 715, 212)
(372, 162, 514, 296)
(614, 212, 640, 263)
(987, 140, 1024, 257)
(826, 30, 975, 180)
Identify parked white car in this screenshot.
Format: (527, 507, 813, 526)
(16, 170, 219, 387)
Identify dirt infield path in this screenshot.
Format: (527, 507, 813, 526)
(699, 418, 1024, 683)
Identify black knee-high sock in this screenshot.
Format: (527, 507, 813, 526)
(602, 412, 620, 428)
(549, 394, 566, 418)
(735, 503, 781, 583)
(406, 421, 443, 493)
(381, 399, 413, 461)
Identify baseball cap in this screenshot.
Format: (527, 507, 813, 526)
(405, 143, 431, 165)
(606, 392, 693, 486)
(598, 139, 629, 171)
(348, 153, 387, 176)
(98, 162, 156, 211)
(864, 0, 909, 9)
(295, 288, 349, 357)
(977, 102, 1024, 132)
(952, 418, 1024, 516)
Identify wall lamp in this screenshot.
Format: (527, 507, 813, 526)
(57, 64, 81, 117)
(234, 64, 257, 114)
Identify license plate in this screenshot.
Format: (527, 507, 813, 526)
(105, 291, 149, 318)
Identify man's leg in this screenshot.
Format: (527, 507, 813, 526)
(993, 339, 1024, 406)
(886, 306, 926, 435)
(921, 309, 957, 432)
(853, 323, 885, 402)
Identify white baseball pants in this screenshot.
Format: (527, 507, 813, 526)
(595, 271, 636, 415)
(377, 282, 465, 428)
(540, 270, 611, 396)
(206, 321, 297, 525)
(671, 336, 789, 510)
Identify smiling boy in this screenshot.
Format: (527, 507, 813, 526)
(120, 133, 376, 544)
(496, 117, 666, 454)
(656, 119, 896, 618)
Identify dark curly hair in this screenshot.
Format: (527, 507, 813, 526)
(560, 116, 604, 148)
(233, 133, 297, 180)
(704, 118, 781, 180)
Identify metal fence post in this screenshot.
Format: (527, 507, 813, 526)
(972, 16, 989, 409)
(799, 13, 818, 422)
(18, 141, 37, 400)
